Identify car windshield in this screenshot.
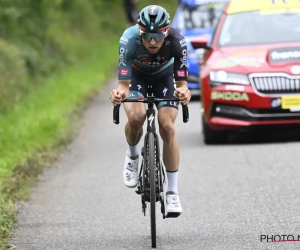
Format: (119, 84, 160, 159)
(218, 9, 300, 46)
(177, 2, 227, 29)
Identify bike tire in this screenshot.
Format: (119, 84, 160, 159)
(148, 133, 156, 248)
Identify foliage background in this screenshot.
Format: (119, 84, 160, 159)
(0, 0, 176, 114)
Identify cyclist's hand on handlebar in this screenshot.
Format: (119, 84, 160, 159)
(110, 88, 129, 106)
(175, 87, 191, 105)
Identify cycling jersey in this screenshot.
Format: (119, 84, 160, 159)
(118, 26, 188, 82)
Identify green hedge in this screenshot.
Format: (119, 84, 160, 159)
(0, 0, 176, 114)
(0, 0, 111, 113)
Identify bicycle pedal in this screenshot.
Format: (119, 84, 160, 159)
(166, 212, 181, 218)
(135, 185, 141, 195)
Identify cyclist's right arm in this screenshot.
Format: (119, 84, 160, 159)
(110, 80, 130, 106)
(111, 27, 137, 106)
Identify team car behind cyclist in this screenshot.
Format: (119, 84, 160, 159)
(110, 5, 191, 216)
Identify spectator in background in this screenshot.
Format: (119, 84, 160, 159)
(124, 0, 139, 27)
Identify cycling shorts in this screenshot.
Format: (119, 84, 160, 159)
(128, 67, 179, 110)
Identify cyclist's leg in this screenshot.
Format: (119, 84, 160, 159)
(153, 73, 182, 215)
(153, 72, 179, 173)
(122, 70, 147, 188)
(124, 101, 145, 148)
(157, 107, 179, 173)
(124, 70, 147, 147)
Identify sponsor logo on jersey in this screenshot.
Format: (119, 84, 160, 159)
(137, 54, 149, 58)
(179, 38, 187, 47)
(119, 69, 129, 76)
(177, 70, 185, 77)
(119, 47, 127, 66)
(170, 101, 179, 108)
(180, 49, 187, 68)
(163, 87, 168, 96)
(120, 37, 128, 45)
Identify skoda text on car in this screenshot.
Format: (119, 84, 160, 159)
(172, 0, 230, 96)
(191, 0, 300, 144)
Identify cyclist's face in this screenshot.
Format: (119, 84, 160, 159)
(141, 29, 169, 54)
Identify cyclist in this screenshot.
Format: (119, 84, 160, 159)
(110, 5, 191, 217)
(124, 0, 139, 27)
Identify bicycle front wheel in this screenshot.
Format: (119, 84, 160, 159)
(148, 133, 156, 248)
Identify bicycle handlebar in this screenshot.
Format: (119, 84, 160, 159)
(113, 97, 189, 124)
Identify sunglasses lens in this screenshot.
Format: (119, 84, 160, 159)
(141, 32, 165, 41)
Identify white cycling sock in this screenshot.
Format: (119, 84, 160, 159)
(127, 142, 139, 159)
(167, 170, 178, 194)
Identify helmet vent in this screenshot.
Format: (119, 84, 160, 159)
(159, 13, 165, 25)
(142, 12, 146, 24)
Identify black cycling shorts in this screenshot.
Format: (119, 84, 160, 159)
(128, 67, 179, 110)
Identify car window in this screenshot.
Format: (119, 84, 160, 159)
(178, 3, 227, 29)
(218, 10, 300, 46)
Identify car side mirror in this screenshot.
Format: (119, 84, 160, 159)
(191, 36, 211, 50)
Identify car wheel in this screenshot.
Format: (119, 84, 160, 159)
(202, 115, 228, 145)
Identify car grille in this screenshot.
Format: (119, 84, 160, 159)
(249, 73, 300, 95)
(211, 103, 300, 122)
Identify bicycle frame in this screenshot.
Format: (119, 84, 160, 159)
(139, 100, 166, 216)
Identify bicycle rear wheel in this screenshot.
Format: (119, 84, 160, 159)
(147, 133, 156, 248)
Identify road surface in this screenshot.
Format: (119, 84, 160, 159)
(10, 79, 300, 249)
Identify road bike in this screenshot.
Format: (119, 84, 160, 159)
(113, 94, 189, 248)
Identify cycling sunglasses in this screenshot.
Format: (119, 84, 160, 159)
(140, 32, 166, 42)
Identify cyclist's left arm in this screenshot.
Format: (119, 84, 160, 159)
(175, 80, 190, 105)
(171, 32, 190, 104)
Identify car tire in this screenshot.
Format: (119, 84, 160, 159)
(202, 115, 228, 144)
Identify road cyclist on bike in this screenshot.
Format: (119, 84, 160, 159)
(110, 5, 191, 217)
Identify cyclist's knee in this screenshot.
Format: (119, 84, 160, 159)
(159, 122, 176, 141)
(127, 111, 145, 129)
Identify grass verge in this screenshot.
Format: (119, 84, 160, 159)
(0, 40, 118, 249)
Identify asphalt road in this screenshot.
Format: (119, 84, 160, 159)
(10, 79, 300, 250)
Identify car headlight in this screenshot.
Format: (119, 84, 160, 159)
(209, 71, 250, 87)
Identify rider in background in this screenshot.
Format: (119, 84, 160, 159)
(110, 5, 191, 217)
(124, 0, 139, 27)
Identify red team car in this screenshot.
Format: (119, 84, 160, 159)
(191, 0, 300, 144)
